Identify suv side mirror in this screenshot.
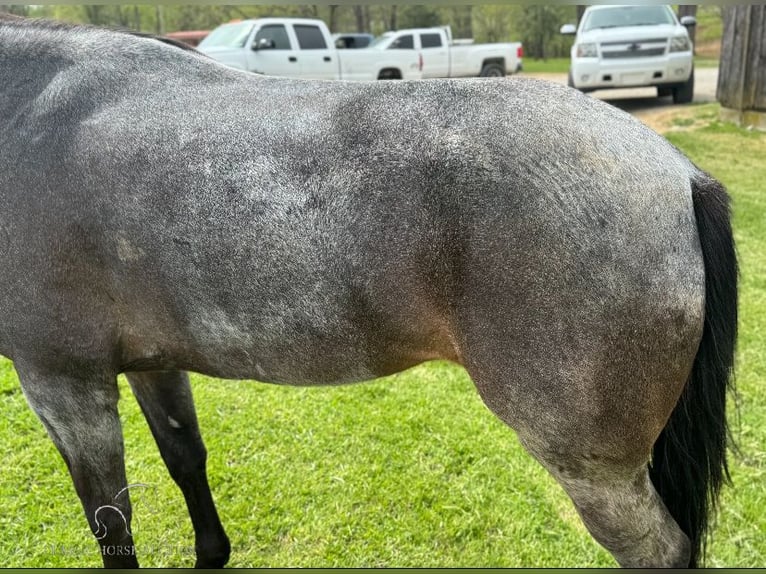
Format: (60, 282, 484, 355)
(252, 37, 275, 51)
(560, 24, 577, 35)
(680, 16, 697, 27)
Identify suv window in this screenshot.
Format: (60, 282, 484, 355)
(389, 34, 414, 49)
(294, 25, 328, 50)
(254, 25, 291, 50)
(420, 33, 442, 48)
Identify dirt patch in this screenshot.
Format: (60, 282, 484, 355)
(633, 109, 687, 133)
(695, 39, 721, 59)
(633, 105, 716, 134)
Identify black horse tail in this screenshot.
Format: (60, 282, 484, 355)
(649, 172, 738, 567)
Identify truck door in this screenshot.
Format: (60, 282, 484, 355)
(246, 24, 301, 78)
(419, 32, 449, 78)
(292, 23, 338, 80)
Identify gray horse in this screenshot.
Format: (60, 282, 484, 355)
(0, 17, 736, 568)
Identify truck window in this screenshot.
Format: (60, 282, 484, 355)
(420, 33, 442, 48)
(294, 25, 328, 50)
(254, 25, 291, 50)
(388, 35, 414, 50)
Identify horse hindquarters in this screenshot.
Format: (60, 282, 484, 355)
(453, 178, 720, 566)
(648, 174, 737, 567)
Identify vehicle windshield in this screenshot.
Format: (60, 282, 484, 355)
(582, 6, 674, 31)
(367, 32, 396, 49)
(198, 22, 254, 49)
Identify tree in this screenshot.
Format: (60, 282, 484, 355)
(717, 5, 766, 128)
(472, 5, 513, 44)
(576, 5, 586, 26)
(327, 5, 339, 33)
(677, 6, 697, 53)
(385, 5, 397, 31)
(0, 5, 28, 16)
(439, 6, 472, 39)
(353, 6, 370, 33)
(398, 5, 440, 29)
(518, 6, 575, 59)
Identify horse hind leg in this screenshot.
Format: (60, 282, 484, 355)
(126, 370, 230, 568)
(527, 446, 691, 567)
(470, 378, 691, 567)
(14, 361, 138, 567)
(464, 352, 692, 566)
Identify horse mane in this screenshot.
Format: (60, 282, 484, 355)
(0, 15, 201, 54)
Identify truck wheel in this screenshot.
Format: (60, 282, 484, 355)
(378, 69, 402, 80)
(480, 63, 505, 78)
(672, 70, 694, 104)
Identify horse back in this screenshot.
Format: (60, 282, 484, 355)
(0, 30, 703, 385)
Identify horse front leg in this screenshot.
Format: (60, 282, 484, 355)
(15, 361, 138, 568)
(126, 370, 230, 568)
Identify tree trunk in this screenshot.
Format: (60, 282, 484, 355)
(389, 5, 397, 31)
(155, 4, 165, 35)
(328, 5, 338, 34)
(576, 5, 586, 26)
(717, 5, 766, 113)
(677, 6, 698, 54)
(354, 6, 365, 32)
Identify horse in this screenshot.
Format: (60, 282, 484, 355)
(0, 17, 737, 568)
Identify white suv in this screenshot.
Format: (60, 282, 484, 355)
(561, 5, 696, 104)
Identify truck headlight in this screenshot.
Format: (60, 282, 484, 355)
(576, 43, 598, 58)
(670, 36, 691, 52)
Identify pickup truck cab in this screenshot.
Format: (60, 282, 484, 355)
(561, 5, 696, 103)
(369, 26, 523, 78)
(198, 18, 422, 81)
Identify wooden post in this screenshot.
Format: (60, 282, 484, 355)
(717, 5, 766, 130)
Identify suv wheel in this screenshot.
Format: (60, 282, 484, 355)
(672, 69, 694, 104)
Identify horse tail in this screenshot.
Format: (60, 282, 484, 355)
(649, 172, 738, 567)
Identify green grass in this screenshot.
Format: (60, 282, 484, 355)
(0, 107, 764, 567)
(694, 55, 720, 68)
(694, 5, 724, 45)
(521, 57, 571, 74)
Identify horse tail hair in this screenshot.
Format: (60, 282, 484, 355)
(649, 172, 738, 567)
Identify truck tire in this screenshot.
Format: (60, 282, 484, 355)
(480, 63, 505, 78)
(672, 69, 694, 104)
(377, 68, 402, 80)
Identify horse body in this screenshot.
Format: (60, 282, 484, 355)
(0, 19, 735, 568)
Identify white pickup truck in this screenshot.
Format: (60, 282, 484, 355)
(561, 5, 696, 103)
(198, 18, 422, 81)
(369, 26, 523, 78)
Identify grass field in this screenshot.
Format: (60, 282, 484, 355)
(0, 106, 763, 568)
